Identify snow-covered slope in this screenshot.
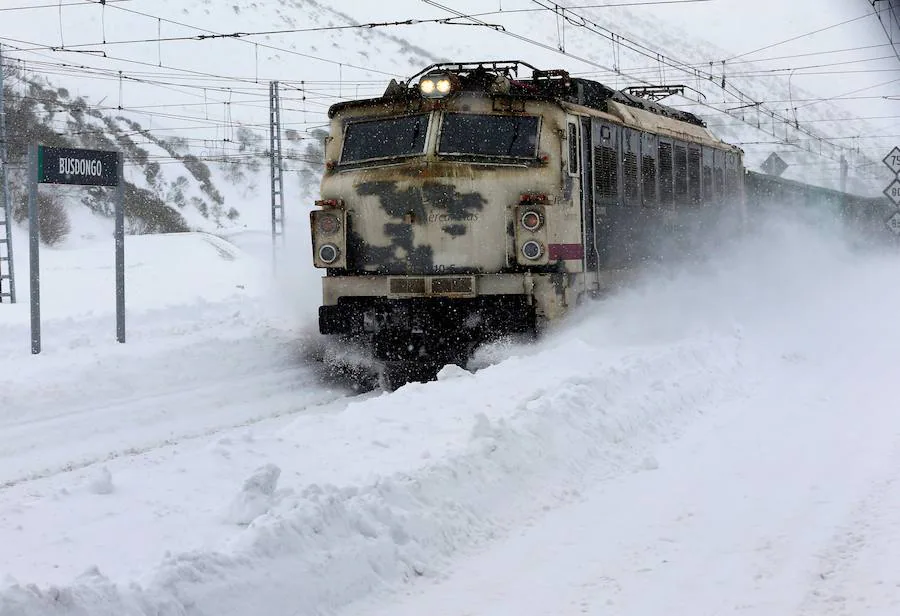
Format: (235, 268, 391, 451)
(1, 0, 892, 247)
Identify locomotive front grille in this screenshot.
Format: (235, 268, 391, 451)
(389, 277, 427, 295)
(430, 276, 474, 295)
(388, 276, 476, 298)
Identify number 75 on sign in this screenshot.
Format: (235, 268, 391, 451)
(884, 146, 900, 175)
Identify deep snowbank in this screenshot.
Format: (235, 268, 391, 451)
(5, 204, 895, 616)
(0, 337, 743, 616)
(1, 230, 265, 328)
(348, 218, 900, 616)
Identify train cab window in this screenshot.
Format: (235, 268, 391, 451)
(641, 132, 657, 207)
(567, 122, 579, 174)
(674, 143, 688, 205)
(341, 114, 430, 163)
(688, 146, 701, 205)
(438, 113, 539, 159)
(658, 141, 673, 206)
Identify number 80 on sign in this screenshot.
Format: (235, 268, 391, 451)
(885, 178, 900, 207)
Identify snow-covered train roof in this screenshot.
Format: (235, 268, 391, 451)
(328, 60, 709, 129)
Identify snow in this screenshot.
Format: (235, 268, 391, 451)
(350, 292, 900, 616)
(224, 463, 282, 526)
(1, 206, 899, 616)
(1, 2, 898, 615)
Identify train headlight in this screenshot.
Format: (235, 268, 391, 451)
(521, 240, 543, 260)
(420, 79, 436, 95)
(419, 73, 454, 99)
(316, 212, 341, 235)
(520, 210, 543, 232)
(318, 243, 340, 264)
(311, 209, 346, 268)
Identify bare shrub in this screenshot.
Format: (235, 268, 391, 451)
(39, 193, 71, 246)
(13, 192, 71, 246)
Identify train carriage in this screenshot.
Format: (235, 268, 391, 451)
(309, 61, 745, 389)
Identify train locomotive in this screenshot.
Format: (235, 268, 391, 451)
(308, 60, 769, 389)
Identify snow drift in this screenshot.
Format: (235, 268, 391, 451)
(3, 201, 898, 616)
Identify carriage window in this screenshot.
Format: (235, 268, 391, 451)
(594, 144, 618, 201)
(688, 146, 701, 205)
(702, 147, 713, 201)
(658, 141, 673, 206)
(341, 114, 429, 163)
(623, 129, 639, 206)
(713, 149, 725, 200)
(567, 122, 579, 174)
(641, 132, 657, 207)
(439, 113, 539, 158)
(674, 143, 688, 205)
(725, 152, 740, 197)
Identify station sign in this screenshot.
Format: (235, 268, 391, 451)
(37, 146, 119, 187)
(27, 143, 125, 355)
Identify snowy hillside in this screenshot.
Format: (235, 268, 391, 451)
(1, 0, 894, 247)
(0, 0, 444, 242)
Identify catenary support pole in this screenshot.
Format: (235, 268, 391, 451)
(840, 155, 848, 193)
(269, 80, 285, 272)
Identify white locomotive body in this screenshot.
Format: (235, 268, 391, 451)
(310, 61, 744, 388)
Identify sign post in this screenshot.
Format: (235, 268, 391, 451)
(115, 155, 125, 344)
(28, 145, 40, 354)
(883, 146, 900, 237)
(29, 145, 124, 354)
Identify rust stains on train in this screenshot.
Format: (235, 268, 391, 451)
(356, 180, 486, 222)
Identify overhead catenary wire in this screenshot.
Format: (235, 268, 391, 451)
(4, 0, 892, 174)
(0, 41, 383, 124)
(570, 42, 900, 73)
(723, 8, 890, 62)
(76, 0, 412, 79)
(8, 17, 507, 52)
(870, 0, 900, 65)
(0, 36, 389, 102)
(705, 113, 900, 127)
(0, 0, 131, 12)
(419, 0, 872, 166)
(525, 0, 892, 169)
(573, 53, 900, 80)
(0, 0, 407, 134)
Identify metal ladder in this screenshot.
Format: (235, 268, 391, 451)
(0, 44, 16, 304)
(0, 201, 13, 304)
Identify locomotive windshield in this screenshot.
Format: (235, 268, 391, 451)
(438, 113, 539, 159)
(341, 113, 430, 163)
